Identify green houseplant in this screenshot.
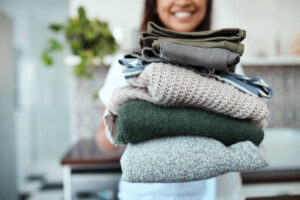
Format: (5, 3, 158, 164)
(42, 6, 118, 78)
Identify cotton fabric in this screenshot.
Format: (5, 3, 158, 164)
(140, 22, 246, 56)
(158, 42, 239, 71)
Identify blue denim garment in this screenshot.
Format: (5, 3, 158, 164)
(119, 58, 148, 79)
(142, 47, 215, 75)
(119, 51, 212, 79)
(211, 73, 273, 99)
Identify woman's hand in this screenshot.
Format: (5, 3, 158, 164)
(292, 35, 300, 56)
(95, 106, 125, 153)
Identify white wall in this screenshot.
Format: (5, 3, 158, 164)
(0, 11, 17, 200)
(0, 0, 70, 186)
(70, 0, 300, 57)
(212, 0, 300, 57)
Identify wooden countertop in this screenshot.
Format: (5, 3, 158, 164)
(61, 138, 122, 167)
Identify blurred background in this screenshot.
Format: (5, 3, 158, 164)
(0, 0, 300, 199)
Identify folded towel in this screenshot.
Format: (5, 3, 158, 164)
(116, 100, 264, 146)
(121, 136, 268, 183)
(104, 63, 268, 144)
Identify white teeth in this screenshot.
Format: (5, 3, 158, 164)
(174, 12, 192, 18)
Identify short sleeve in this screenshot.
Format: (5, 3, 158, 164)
(99, 54, 127, 106)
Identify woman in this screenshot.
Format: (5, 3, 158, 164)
(96, 0, 243, 199)
(97, 0, 212, 153)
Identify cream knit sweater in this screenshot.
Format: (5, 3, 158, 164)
(104, 63, 269, 144)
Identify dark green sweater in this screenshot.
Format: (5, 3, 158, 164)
(116, 100, 264, 146)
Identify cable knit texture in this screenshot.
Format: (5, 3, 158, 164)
(104, 62, 269, 144)
(121, 136, 268, 183)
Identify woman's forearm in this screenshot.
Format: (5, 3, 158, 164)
(95, 107, 124, 153)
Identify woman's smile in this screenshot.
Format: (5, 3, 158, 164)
(157, 0, 207, 32)
(172, 10, 196, 21)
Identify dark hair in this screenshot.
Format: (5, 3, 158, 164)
(139, 0, 212, 32)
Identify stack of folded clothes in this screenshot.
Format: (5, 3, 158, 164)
(103, 22, 273, 183)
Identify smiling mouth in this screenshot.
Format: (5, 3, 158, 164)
(172, 11, 196, 19)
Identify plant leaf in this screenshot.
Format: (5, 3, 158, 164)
(42, 52, 53, 66)
(48, 39, 63, 51)
(78, 6, 87, 25)
(49, 24, 63, 32)
(42, 5, 119, 79)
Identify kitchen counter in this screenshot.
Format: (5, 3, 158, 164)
(241, 56, 300, 66)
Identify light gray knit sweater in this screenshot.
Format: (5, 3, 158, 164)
(121, 136, 268, 183)
(104, 63, 268, 144)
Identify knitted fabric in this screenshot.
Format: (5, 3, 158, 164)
(121, 136, 268, 183)
(116, 100, 264, 146)
(104, 63, 268, 144)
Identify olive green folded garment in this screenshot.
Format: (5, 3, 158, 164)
(139, 22, 246, 55)
(147, 21, 246, 41)
(116, 100, 264, 146)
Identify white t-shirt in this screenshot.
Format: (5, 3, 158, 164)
(99, 54, 127, 106)
(98, 54, 243, 200)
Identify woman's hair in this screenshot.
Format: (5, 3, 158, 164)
(139, 0, 212, 32)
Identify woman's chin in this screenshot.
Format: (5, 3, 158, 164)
(168, 17, 198, 32)
(170, 23, 197, 32)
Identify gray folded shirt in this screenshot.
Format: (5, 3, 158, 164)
(159, 42, 240, 71)
(141, 44, 239, 73)
(121, 136, 268, 183)
(152, 38, 244, 56)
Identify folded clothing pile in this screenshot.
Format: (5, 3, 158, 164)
(104, 22, 273, 183)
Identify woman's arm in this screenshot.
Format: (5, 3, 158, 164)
(95, 106, 124, 153)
